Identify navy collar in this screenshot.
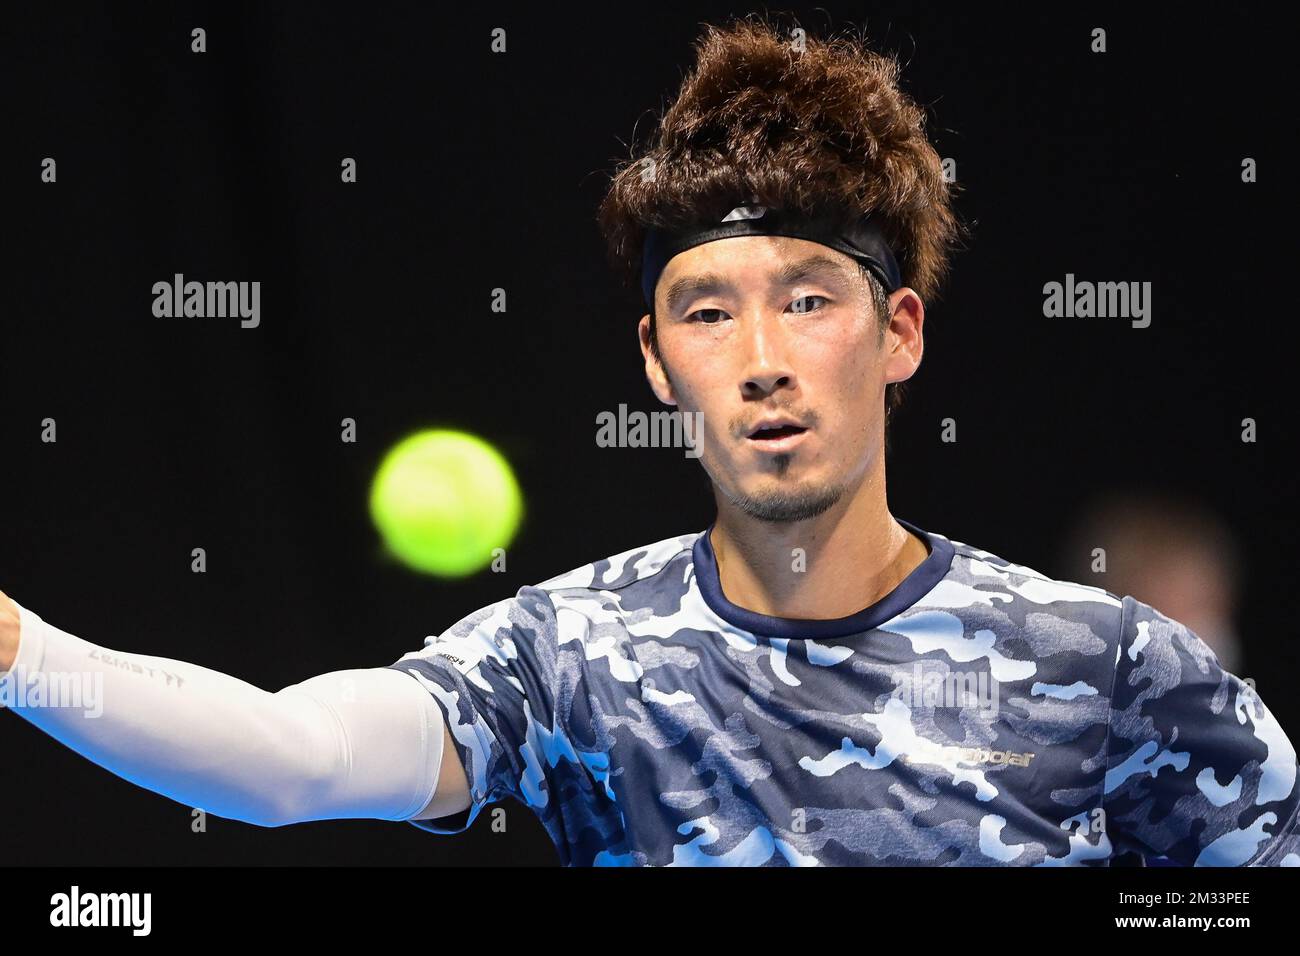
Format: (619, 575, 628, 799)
(692, 518, 955, 640)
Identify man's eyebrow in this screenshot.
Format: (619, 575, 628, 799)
(662, 254, 853, 314)
(774, 254, 854, 288)
(664, 273, 728, 315)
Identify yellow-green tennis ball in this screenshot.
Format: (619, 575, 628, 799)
(369, 430, 523, 577)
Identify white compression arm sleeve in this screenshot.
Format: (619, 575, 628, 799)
(0, 600, 444, 827)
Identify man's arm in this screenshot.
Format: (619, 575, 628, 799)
(412, 723, 471, 820)
(0, 589, 468, 827)
(383, 585, 572, 839)
(1104, 595, 1300, 866)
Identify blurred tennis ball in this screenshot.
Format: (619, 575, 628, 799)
(369, 429, 523, 577)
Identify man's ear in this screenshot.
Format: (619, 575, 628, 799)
(638, 314, 678, 407)
(882, 288, 925, 387)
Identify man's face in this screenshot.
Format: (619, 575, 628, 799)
(639, 235, 923, 523)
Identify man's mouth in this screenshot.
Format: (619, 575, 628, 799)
(746, 418, 810, 452)
(749, 424, 807, 440)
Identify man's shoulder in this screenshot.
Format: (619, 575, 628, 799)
(943, 532, 1120, 603)
(530, 530, 703, 597)
(409, 531, 705, 657)
(926, 529, 1128, 647)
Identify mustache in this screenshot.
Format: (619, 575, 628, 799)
(730, 405, 819, 438)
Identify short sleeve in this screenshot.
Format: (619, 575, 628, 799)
(1104, 595, 1300, 866)
(386, 586, 562, 835)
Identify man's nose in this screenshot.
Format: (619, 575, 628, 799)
(740, 314, 797, 398)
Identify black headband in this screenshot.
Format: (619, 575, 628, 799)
(640, 199, 902, 310)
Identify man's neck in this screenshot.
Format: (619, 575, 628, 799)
(709, 463, 929, 621)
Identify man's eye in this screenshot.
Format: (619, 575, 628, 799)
(789, 295, 829, 314)
(687, 309, 727, 324)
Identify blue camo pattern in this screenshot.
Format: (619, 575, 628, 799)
(387, 525, 1300, 866)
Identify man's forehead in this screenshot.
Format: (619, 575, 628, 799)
(665, 234, 856, 275)
(659, 237, 859, 310)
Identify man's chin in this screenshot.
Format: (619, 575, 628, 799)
(724, 478, 845, 523)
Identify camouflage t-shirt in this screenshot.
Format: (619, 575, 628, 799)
(386, 519, 1300, 866)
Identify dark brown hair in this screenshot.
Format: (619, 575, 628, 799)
(597, 13, 969, 422)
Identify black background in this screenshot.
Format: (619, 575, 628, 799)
(2, 3, 1293, 866)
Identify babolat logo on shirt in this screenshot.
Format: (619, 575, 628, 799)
(901, 742, 1037, 768)
(389, 520, 1300, 867)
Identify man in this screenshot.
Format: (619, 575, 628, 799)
(3, 17, 1297, 867)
